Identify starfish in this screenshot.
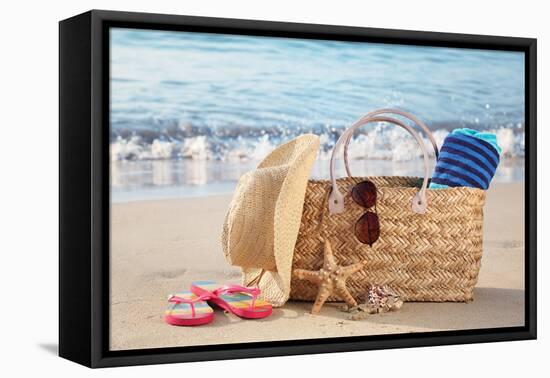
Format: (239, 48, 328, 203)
(293, 239, 367, 315)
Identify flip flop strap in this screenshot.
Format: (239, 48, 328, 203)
(168, 294, 211, 317)
(212, 285, 260, 309)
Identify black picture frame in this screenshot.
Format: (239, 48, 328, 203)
(59, 9, 537, 368)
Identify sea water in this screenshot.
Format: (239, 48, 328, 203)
(110, 28, 525, 202)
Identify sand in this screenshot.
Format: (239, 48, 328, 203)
(110, 183, 525, 351)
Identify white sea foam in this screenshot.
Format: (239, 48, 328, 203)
(151, 139, 175, 160)
(181, 136, 209, 160)
(111, 136, 145, 161)
(491, 127, 525, 157)
(110, 126, 524, 163)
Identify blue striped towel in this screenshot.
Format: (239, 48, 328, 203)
(430, 129, 501, 190)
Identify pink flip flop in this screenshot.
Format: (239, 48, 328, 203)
(164, 291, 214, 326)
(190, 281, 272, 319)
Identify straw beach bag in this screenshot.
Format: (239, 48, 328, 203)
(290, 109, 486, 302)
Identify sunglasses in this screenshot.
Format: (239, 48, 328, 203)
(351, 180, 380, 246)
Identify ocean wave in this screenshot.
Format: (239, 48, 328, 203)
(110, 125, 524, 162)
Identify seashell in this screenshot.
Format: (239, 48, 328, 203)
(342, 284, 404, 320)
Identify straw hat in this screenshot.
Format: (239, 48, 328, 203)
(221, 134, 320, 307)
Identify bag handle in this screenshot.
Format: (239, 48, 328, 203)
(342, 109, 439, 177)
(328, 115, 432, 215)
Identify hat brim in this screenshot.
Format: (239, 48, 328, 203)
(242, 134, 320, 306)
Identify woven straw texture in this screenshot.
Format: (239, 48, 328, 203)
(291, 176, 486, 302)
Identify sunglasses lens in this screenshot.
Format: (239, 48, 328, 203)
(352, 181, 377, 208)
(355, 211, 380, 246)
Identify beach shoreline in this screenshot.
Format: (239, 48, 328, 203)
(111, 157, 525, 203)
(110, 182, 524, 351)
